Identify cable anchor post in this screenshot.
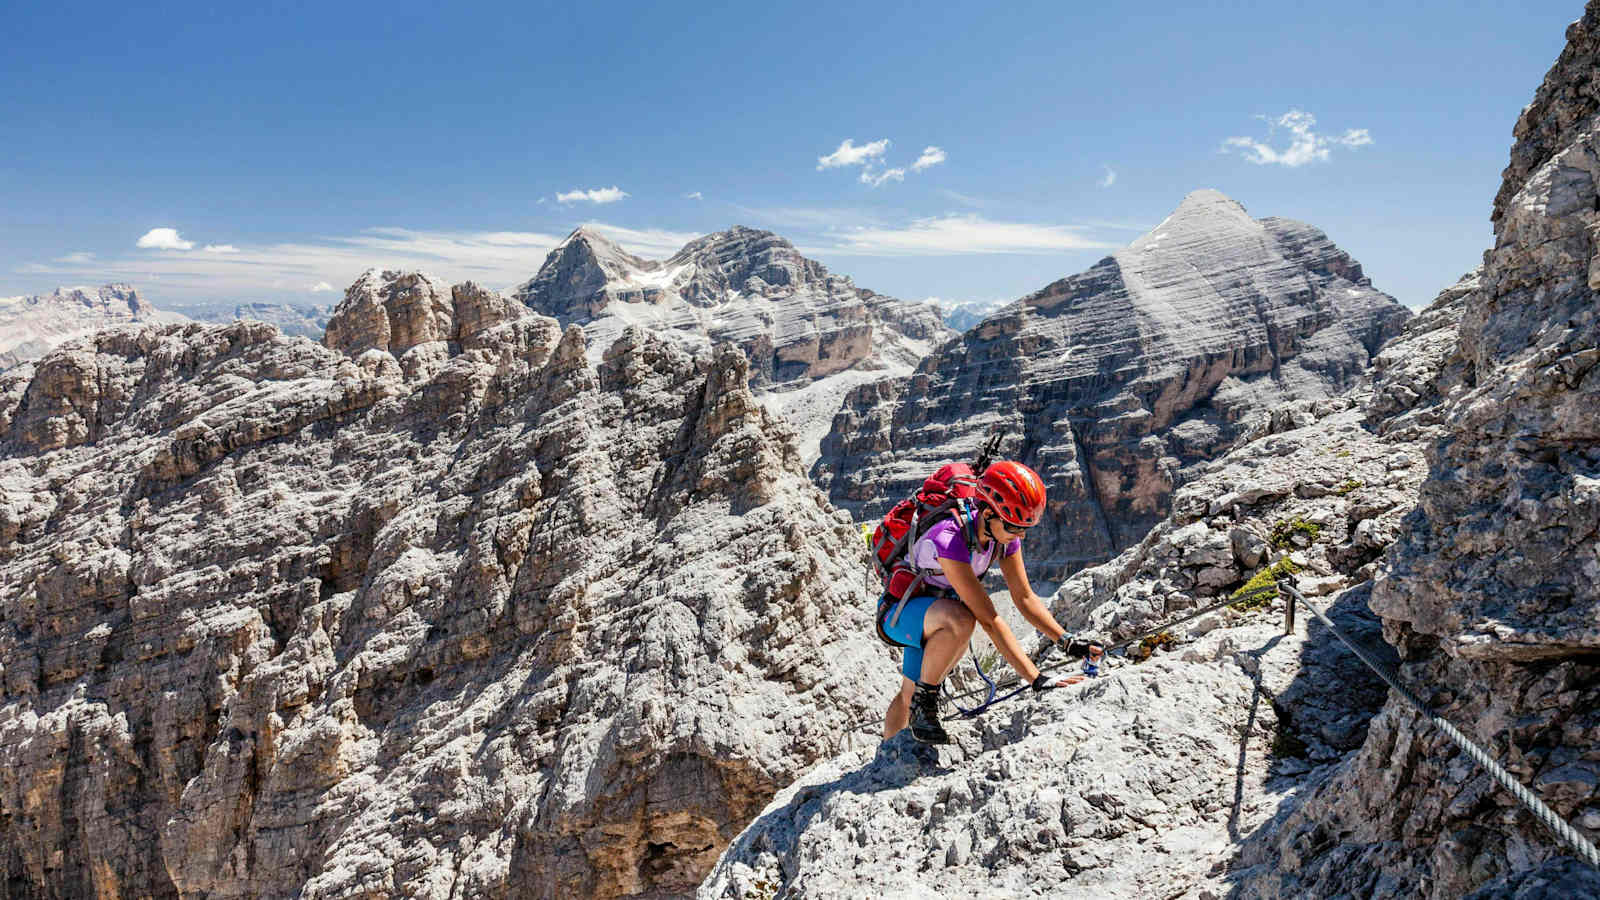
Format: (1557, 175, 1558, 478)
(1275, 566, 1297, 635)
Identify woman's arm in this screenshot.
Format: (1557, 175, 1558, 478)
(999, 551, 1067, 642)
(938, 557, 1040, 683)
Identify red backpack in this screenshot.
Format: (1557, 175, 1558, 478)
(870, 462, 983, 647)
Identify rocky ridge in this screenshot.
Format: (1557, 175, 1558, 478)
(0, 283, 187, 371)
(0, 275, 895, 897)
(816, 190, 1411, 587)
(699, 255, 1469, 899)
(514, 225, 953, 464)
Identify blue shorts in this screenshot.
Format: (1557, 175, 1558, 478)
(879, 594, 942, 681)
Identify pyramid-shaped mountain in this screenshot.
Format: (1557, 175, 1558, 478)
(816, 189, 1411, 585)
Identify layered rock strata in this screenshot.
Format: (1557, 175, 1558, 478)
(514, 226, 952, 464)
(0, 283, 187, 371)
(816, 190, 1410, 586)
(0, 273, 894, 898)
(1232, 5, 1600, 893)
(1056, 270, 1474, 647)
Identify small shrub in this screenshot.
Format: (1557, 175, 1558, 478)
(976, 648, 1000, 676)
(1269, 517, 1322, 549)
(1131, 631, 1176, 662)
(1230, 558, 1300, 611)
(744, 876, 780, 900)
(1335, 478, 1363, 496)
(1334, 449, 1352, 458)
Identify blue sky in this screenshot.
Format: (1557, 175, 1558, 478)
(1, 1, 1581, 312)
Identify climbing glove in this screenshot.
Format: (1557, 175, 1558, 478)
(1057, 635, 1105, 678)
(1056, 635, 1103, 658)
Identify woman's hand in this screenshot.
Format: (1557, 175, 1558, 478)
(1030, 673, 1090, 691)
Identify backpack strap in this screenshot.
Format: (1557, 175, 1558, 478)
(951, 499, 980, 551)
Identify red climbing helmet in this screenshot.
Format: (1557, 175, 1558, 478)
(977, 460, 1047, 528)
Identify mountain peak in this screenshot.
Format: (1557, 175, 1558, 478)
(1165, 188, 1253, 226)
(1126, 189, 1257, 255)
(547, 225, 649, 272)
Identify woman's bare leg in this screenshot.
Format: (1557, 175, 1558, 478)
(883, 677, 915, 739)
(882, 597, 977, 740)
(919, 597, 976, 685)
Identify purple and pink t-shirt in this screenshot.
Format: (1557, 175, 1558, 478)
(910, 517, 1020, 590)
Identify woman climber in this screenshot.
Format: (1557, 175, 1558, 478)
(880, 460, 1103, 744)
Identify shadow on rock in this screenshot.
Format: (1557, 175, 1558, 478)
(1223, 581, 1401, 897)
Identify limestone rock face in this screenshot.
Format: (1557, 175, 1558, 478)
(514, 226, 952, 464)
(1233, 5, 1600, 894)
(816, 190, 1411, 586)
(0, 300, 893, 897)
(321, 268, 458, 357)
(1366, 268, 1479, 441)
(0, 283, 188, 371)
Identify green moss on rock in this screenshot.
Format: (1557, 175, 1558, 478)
(1269, 517, 1322, 549)
(1230, 558, 1300, 611)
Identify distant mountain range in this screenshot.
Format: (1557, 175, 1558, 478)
(0, 284, 188, 370)
(222, 302, 331, 338)
(0, 288, 335, 372)
(938, 297, 1011, 332)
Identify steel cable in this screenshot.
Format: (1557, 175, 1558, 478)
(1279, 580, 1600, 871)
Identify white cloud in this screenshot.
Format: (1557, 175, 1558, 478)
(53, 251, 95, 264)
(556, 186, 629, 205)
(817, 214, 1116, 256)
(859, 167, 906, 188)
(911, 146, 947, 172)
(309, 281, 335, 292)
(203, 244, 239, 253)
(685, 191, 703, 200)
(1222, 109, 1374, 167)
(817, 138, 890, 170)
(136, 227, 194, 250)
(1099, 166, 1116, 188)
(1339, 128, 1373, 147)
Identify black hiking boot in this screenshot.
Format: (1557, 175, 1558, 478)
(909, 681, 949, 744)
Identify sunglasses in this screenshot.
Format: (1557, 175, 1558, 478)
(990, 516, 1029, 535)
